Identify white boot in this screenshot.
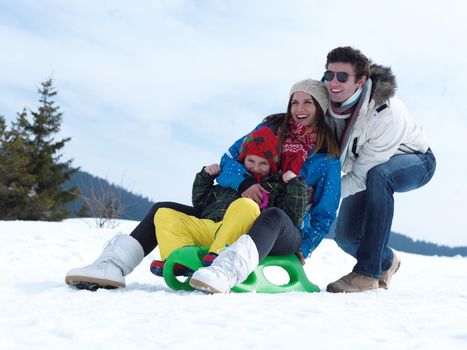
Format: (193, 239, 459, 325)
(189, 234, 259, 294)
(65, 234, 144, 290)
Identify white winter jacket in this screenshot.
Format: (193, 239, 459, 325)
(326, 65, 429, 199)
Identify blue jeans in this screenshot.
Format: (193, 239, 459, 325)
(334, 149, 436, 279)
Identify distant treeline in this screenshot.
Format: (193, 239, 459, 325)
(387, 232, 467, 257)
(65, 170, 154, 221)
(326, 225, 467, 257)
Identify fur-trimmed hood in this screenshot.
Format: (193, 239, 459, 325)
(369, 64, 397, 106)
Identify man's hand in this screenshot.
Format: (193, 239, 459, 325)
(282, 170, 297, 183)
(296, 250, 305, 265)
(241, 183, 269, 205)
(204, 164, 221, 176)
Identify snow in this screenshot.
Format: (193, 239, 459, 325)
(1, 219, 466, 350)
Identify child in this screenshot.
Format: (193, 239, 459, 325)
(150, 126, 307, 276)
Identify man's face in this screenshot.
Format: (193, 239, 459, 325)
(324, 62, 366, 103)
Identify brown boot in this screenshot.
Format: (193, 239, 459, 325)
(327, 272, 378, 293)
(379, 251, 401, 289)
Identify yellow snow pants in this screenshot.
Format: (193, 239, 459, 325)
(155, 198, 260, 260)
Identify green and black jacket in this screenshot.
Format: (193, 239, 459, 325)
(192, 167, 307, 225)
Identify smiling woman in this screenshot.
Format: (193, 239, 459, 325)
(187, 79, 341, 293)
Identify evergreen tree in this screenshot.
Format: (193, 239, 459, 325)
(0, 111, 36, 219)
(24, 79, 79, 220)
(0, 79, 79, 220)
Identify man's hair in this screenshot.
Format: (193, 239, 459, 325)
(326, 46, 370, 80)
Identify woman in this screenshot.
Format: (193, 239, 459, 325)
(154, 126, 307, 271)
(189, 79, 341, 293)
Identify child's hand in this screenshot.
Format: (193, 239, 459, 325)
(204, 164, 221, 176)
(241, 183, 269, 205)
(282, 170, 297, 183)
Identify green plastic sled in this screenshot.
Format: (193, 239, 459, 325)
(163, 246, 320, 293)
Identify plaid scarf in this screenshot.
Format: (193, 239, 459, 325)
(281, 119, 318, 175)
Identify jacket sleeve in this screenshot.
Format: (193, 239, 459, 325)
(342, 100, 408, 198)
(217, 134, 250, 191)
(300, 156, 341, 258)
(192, 168, 216, 210)
(279, 176, 308, 226)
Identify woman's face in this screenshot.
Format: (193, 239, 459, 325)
(290, 91, 317, 127)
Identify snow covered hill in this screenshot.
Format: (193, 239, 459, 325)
(1, 219, 466, 350)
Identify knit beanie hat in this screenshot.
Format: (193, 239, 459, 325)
(289, 79, 330, 114)
(238, 126, 281, 174)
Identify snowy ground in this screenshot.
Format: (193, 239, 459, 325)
(1, 219, 466, 350)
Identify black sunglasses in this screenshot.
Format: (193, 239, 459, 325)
(323, 70, 355, 83)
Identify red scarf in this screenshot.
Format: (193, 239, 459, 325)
(281, 119, 318, 175)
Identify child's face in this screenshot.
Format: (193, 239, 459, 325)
(244, 155, 271, 178)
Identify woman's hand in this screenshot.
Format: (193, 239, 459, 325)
(204, 164, 221, 176)
(241, 183, 269, 205)
(282, 170, 297, 183)
(296, 250, 305, 265)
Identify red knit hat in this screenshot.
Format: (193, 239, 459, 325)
(238, 126, 280, 174)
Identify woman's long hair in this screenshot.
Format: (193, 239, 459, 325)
(264, 95, 339, 158)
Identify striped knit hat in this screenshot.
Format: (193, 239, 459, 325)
(289, 79, 330, 114)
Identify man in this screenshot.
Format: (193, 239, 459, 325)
(323, 46, 436, 293)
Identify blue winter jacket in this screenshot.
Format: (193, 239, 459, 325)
(217, 120, 341, 258)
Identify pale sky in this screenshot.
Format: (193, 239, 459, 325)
(1, 0, 466, 246)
